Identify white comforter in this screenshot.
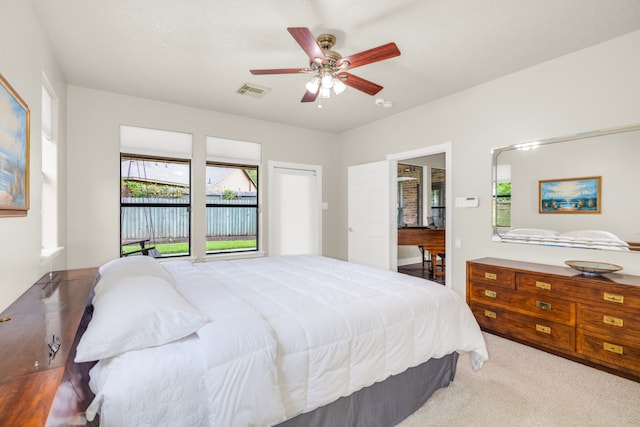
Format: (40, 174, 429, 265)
(87, 255, 488, 426)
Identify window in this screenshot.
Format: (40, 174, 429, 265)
(495, 182, 511, 226)
(205, 163, 258, 253)
(41, 79, 60, 257)
(494, 164, 512, 227)
(205, 136, 260, 254)
(121, 155, 191, 257)
(120, 126, 192, 257)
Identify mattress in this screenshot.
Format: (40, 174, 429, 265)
(84, 255, 488, 426)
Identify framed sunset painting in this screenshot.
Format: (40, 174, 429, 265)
(0, 73, 29, 217)
(539, 176, 601, 214)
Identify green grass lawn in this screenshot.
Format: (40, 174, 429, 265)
(122, 239, 256, 255)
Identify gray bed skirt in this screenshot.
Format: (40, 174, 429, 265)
(277, 352, 459, 427)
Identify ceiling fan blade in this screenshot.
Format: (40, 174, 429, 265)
(287, 27, 325, 63)
(301, 90, 319, 103)
(338, 72, 383, 95)
(336, 42, 400, 70)
(250, 68, 309, 75)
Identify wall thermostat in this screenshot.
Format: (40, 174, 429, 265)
(455, 196, 479, 208)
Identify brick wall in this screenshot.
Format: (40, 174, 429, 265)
(398, 164, 422, 226)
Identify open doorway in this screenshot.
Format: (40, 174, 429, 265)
(388, 143, 452, 287)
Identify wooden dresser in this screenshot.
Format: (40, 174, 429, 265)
(0, 268, 98, 426)
(466, 257, 640, 381)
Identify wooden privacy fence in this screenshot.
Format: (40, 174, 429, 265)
(121, 195, 257, 241)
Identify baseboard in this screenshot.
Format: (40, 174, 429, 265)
(398, 256, 423, 266)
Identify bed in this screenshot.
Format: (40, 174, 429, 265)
(75, 254, 488, 426)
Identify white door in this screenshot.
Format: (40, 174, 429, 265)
(268, 161, 322, 256)
(348, 161, 392, 269)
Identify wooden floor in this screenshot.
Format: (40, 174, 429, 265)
(398, 262, 445, 285)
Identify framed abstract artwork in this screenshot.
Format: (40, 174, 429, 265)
(0, 73, 29, 217)
(539, 176, 601, 214)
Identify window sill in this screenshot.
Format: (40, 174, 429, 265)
(40, 246, 64, 262)
(202, 251, 265, 262)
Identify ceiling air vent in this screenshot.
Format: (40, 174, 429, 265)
(237, 83, 271, 98)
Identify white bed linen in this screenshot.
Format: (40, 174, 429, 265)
(87, 255, 488, 427)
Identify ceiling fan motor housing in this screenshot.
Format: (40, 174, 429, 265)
(310, 34, 344, 69)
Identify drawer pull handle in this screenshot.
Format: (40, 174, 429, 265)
(536, 301, 552, 311)
(484, 290, 497, 298)
(603, 315, 624, 327)
(535, 281, 552, 290)
(484, 310, 497, 319)
(603, 342, 623, 355)
(536, 324, 551, 334)
(484, 272, 497, 280)
(603, 292, 624, 304)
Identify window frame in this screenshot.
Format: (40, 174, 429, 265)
(41, 81, 58, 253)
(205, 161, 259, 255)
(494, 180, 512, 228)
(120, 153, 192, 258)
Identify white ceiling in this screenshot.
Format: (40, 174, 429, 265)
(31, 0, 640, 134)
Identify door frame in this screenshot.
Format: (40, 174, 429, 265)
(387, 142, 452, 287)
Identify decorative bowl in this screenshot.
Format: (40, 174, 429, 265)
(564, 260, 622, 276)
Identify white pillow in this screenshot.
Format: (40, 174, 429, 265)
(75, 275, 209, 362)
(505, 228, 559, 237)
(96, 256, 173, 294)
(560, 229, 626, 242)
(592, 238, 630, 247)
(560, 230, 629, 248)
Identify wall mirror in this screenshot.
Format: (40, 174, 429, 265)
(492, 123, 640, 252)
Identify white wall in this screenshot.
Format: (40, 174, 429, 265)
(66, 87, 342, 269)
(339, 30, 640, 296)
(0, 1, 68, 311)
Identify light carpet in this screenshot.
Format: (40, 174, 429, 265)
(398, 332, 640, 427)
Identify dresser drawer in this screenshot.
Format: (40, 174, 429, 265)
(471, 303, 575, 352)
(469, 283, 575, 324)
(469, 264, 515, 289)
(518, 272, 640, 310)
(577, 304, 640, 342)
(516, 273, 574, 296)
(577, 330, 640, 372)
(579, 285, 640, 311)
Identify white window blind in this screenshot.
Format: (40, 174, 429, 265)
(496, 164, 511, 182)
(120, 125, 192, 159)
(206, 136, 261, 165)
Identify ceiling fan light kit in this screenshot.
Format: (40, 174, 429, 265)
(250, 27, 400, 104)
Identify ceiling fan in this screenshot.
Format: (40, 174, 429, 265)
(250, 27, 401, 103)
